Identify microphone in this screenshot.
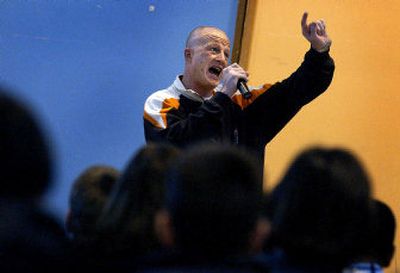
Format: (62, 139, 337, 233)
(237, 79, 252, 99)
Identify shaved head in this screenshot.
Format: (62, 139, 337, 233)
(182, 26, 231, 97)
(185, 26, 230, 48)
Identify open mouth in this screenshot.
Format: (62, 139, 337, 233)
(208, 66, 222, 78)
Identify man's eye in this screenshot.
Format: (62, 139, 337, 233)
(211, 47, 219, 53)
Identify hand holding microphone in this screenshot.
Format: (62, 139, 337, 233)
(219, 63, 251, 99)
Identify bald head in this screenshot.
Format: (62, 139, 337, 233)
(182, 26, 231, 97)
(185, 26, 230, 49)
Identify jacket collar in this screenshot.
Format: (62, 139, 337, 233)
(172, 75, 218, 102)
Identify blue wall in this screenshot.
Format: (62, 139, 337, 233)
(0, 0, 238, 219)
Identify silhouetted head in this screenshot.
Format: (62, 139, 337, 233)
(97, 143, 181, 256)
(368, 199, 396, 267)
(269, 146, 372, 269)
(0, 88, 52, 198)
(66, 165, 119, 244)
(166, 143, 263, 259)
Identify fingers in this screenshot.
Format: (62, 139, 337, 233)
(227, 63, 249, 79)
(222, 63, 247, 81)
(301, 11, 308, 31)
(309, 22, 317, 37)
(315, 20, 326, 36)
(220, 63, 249, 97)
(306, 20, 327, 39)
(302, 12, 328, 37)
(320, 19, 326, 29)
(300, 12, 331, 50)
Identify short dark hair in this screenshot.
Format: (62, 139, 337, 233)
(269, 146, 372, 268)
(0, 88, 52, 198)
(97, 143, 181, 256)
(368, 199, 396, 267)
(166, 143, 263, 258)
(67, 165, 119, 243)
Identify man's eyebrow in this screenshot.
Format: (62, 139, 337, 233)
(206, 43, 221, 47)
(206, 41, 230, 47)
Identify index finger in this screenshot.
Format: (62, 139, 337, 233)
(301, 12, 308, 29)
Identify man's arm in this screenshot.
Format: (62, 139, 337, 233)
(241, 12, 335, 149)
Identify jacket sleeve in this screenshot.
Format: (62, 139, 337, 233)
(242, 48, 335, 149)
(144, 92, 235, 147)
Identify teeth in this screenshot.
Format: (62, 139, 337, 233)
(209, 66, 222, 76)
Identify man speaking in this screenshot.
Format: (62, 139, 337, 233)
(143, 12, 334, 160)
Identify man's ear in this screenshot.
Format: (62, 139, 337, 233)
(184, 48, 192, 62)
(154, 209, 175, 248)
(248, 217, 271, 254)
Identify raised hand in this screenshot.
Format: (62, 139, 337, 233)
(301, 12, 332, 52)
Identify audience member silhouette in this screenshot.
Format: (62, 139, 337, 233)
(3, 84, 393, 273)
(95, 143, 181, 270)
(343, 199, 396, 273)
(0, 88, 70, 272)
(66, 165, 119, 254)
(369, 199, 396, 268)
(266, 146, 373, 272)
(146, 144, 270, 272)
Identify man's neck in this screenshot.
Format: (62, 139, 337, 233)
(181, 75, 213, 98)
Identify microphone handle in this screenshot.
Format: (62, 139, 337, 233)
(237, 79, 252, 99)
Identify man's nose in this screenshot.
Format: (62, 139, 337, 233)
(216, 51, 228, 64)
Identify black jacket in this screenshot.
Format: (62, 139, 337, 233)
(144, 48, 335, 159)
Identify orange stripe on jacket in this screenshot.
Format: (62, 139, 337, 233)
(144, 111, 162, 129)
(160, 97, 180, 128)
(232, 83, 272, 110)
(144, 97, 180, 129)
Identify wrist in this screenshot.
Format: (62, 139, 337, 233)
(218, 85, 235, 98)
(313, 40, 332, 53)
